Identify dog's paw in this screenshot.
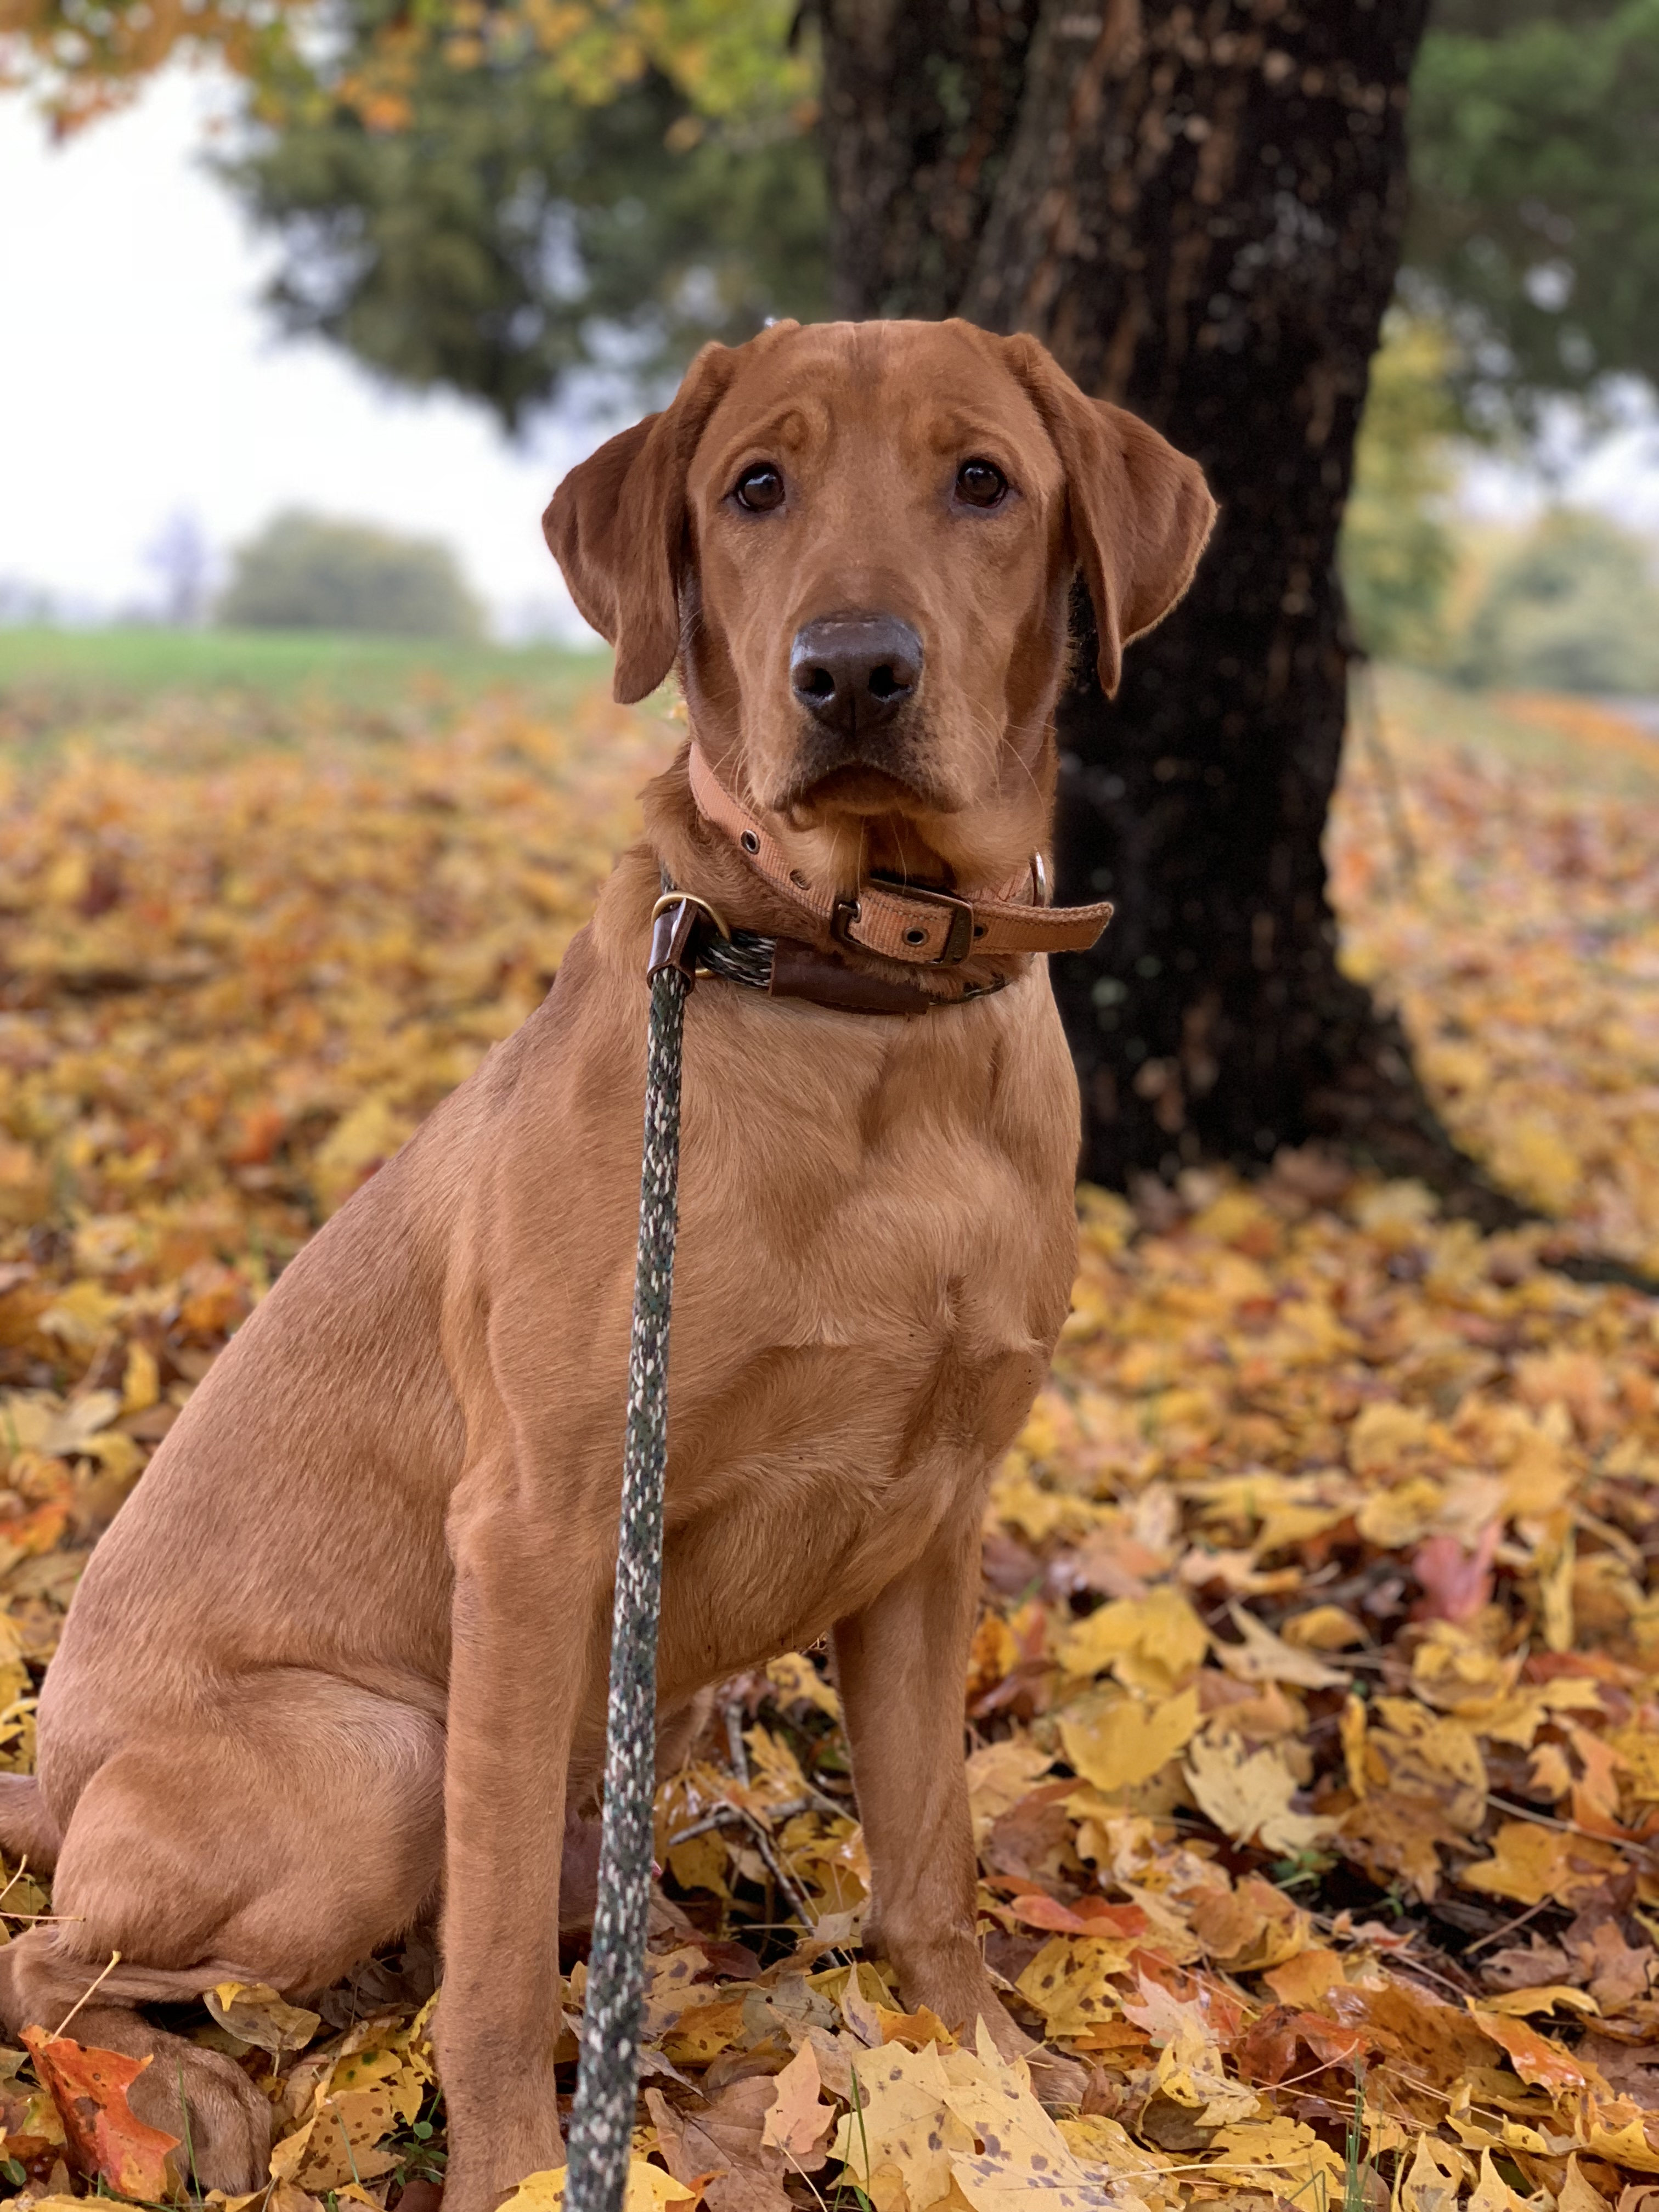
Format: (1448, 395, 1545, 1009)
(1024, 2047, 1090, 2113)
(121, 2030, 274, 2193)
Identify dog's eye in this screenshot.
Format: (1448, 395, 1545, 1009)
(956, 459, 1008, 509)
(733, 464, 785, 512)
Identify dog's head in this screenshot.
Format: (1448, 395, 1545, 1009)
(546, 320, 1214, 893)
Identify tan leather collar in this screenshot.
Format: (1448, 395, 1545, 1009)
(686, 744, 1113, 968)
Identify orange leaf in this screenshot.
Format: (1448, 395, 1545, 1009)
(1005, 1894, 1147, 1938)
(1469, 2007, 1586, 2095)
(1234, 2007, 1367, 2086)
(21, 2027, 180, 2199)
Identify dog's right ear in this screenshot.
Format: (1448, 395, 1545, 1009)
(543, 342, 740, 704)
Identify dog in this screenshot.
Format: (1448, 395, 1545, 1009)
(0, 318, 1212, 2210)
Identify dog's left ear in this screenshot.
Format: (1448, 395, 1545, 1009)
(544, 341, 741, 704)
(1002, 335, 1217, 698)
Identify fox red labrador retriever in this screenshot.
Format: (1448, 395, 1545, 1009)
(0, 318, 1212, 2209)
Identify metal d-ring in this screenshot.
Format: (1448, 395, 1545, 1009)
(650, 889, 732, 941)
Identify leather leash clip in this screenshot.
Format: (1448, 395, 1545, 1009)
(648, 891, 730, 986)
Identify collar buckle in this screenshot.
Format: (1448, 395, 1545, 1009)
(834, 879, 976, 965)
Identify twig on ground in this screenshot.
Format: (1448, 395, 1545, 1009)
(53, 1948, 122, 2038)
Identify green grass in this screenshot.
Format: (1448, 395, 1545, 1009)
(0, 624, 617, 771)
(0, 624, 606, 707)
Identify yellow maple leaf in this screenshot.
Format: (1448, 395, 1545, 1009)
(831, 2040, 972, 2210)
(506, 2163, 695, 2212)
(1482, 1984, 1599, 2018)
(1057, 1587, 1207, 1695)
(765, 1651, 839, 1720)
(1120, 1976, 1257, 2126)
(940, 2028, 1122, 2212)
(1397, 2135, 1472, 2212)
(1215, 1601, 1348, 1689)
(1014, 1936, 1135, 2038)
(1279, 1603, 1366, 1651)
(1461, 1819, 1623, 1906)
(1468, 2146, 1533, 2211)
(1207, 2115, 1344, 2201)
(1058, 1685, 1200, 1791)
(207, 1980, 323, 2056)
(1183, 1730, 1334, 1855)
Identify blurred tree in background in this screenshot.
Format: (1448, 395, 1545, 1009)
(1454, 510, 1659, 692)
(1407, 0, 1659, 429)
(197, 0, 1659, 446)
(12, 0, 1655, 432)
(218, 511, 484, 637)
(1340, 315, 1462, 665)
(215, 5, 826, 428)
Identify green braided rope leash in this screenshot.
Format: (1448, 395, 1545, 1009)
(560, 864, 1026, 2212)
(561, 899, 699, 2212)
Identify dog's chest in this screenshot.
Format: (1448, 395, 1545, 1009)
(678, 986, 1073, 1380)
(653, 985, 1077, 1666)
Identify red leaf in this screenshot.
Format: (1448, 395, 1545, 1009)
(22, 2027, 181, 2200)
(1234, 2006, 1368, 2085)
(1005, 1894, 1148, 1937)
(1410, 1522, 1499, 1625)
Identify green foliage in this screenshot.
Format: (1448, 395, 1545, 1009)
(207, 0, 1659, 442)
(1341, 315, 1460, 665)
(217, 2, 828, 428)
(217, 511, 484, 639)
(1454, 509, 1659, 693)
(1408, 0, 1659, 421)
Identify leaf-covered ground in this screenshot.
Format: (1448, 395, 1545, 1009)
(0, 666, 1655, 2212)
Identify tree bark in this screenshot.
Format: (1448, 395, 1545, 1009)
(820, 0, 1506, 1206)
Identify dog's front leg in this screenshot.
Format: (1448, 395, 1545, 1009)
(438, 1474, 605, 2212)
(834, 1505, 1086, 2108)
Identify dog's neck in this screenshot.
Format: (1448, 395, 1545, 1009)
(638, 733, 1113, 1019)
(642, 746, 992, 953)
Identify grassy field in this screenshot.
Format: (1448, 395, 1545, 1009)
(0, 624, 609, 769)
(0, 623, 605, 702)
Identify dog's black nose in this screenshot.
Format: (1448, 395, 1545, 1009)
(790, 614, 922, 738)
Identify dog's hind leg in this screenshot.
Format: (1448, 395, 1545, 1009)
(558, 1689, 715, 1930)
(0, 1938, 274, 2191)
(0, 1677, 445, 2191)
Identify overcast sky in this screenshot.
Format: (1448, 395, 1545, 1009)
(0, 71, 596, 636)
(4, 67, 1659, 638)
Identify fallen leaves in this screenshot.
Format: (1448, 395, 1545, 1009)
(207, 1980, 324, 2057)
(758, 2043, 835, 2166)
(0, 668, 1656, 2211)
(1333, 674, 1659, 1272)
(508, 2162, 696, 2212)
(831, 2029, 1121, 2212)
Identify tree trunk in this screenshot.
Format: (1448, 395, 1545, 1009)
(820, 0, 1506, 1206)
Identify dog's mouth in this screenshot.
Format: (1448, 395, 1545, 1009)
(776, 753, 956, 825)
